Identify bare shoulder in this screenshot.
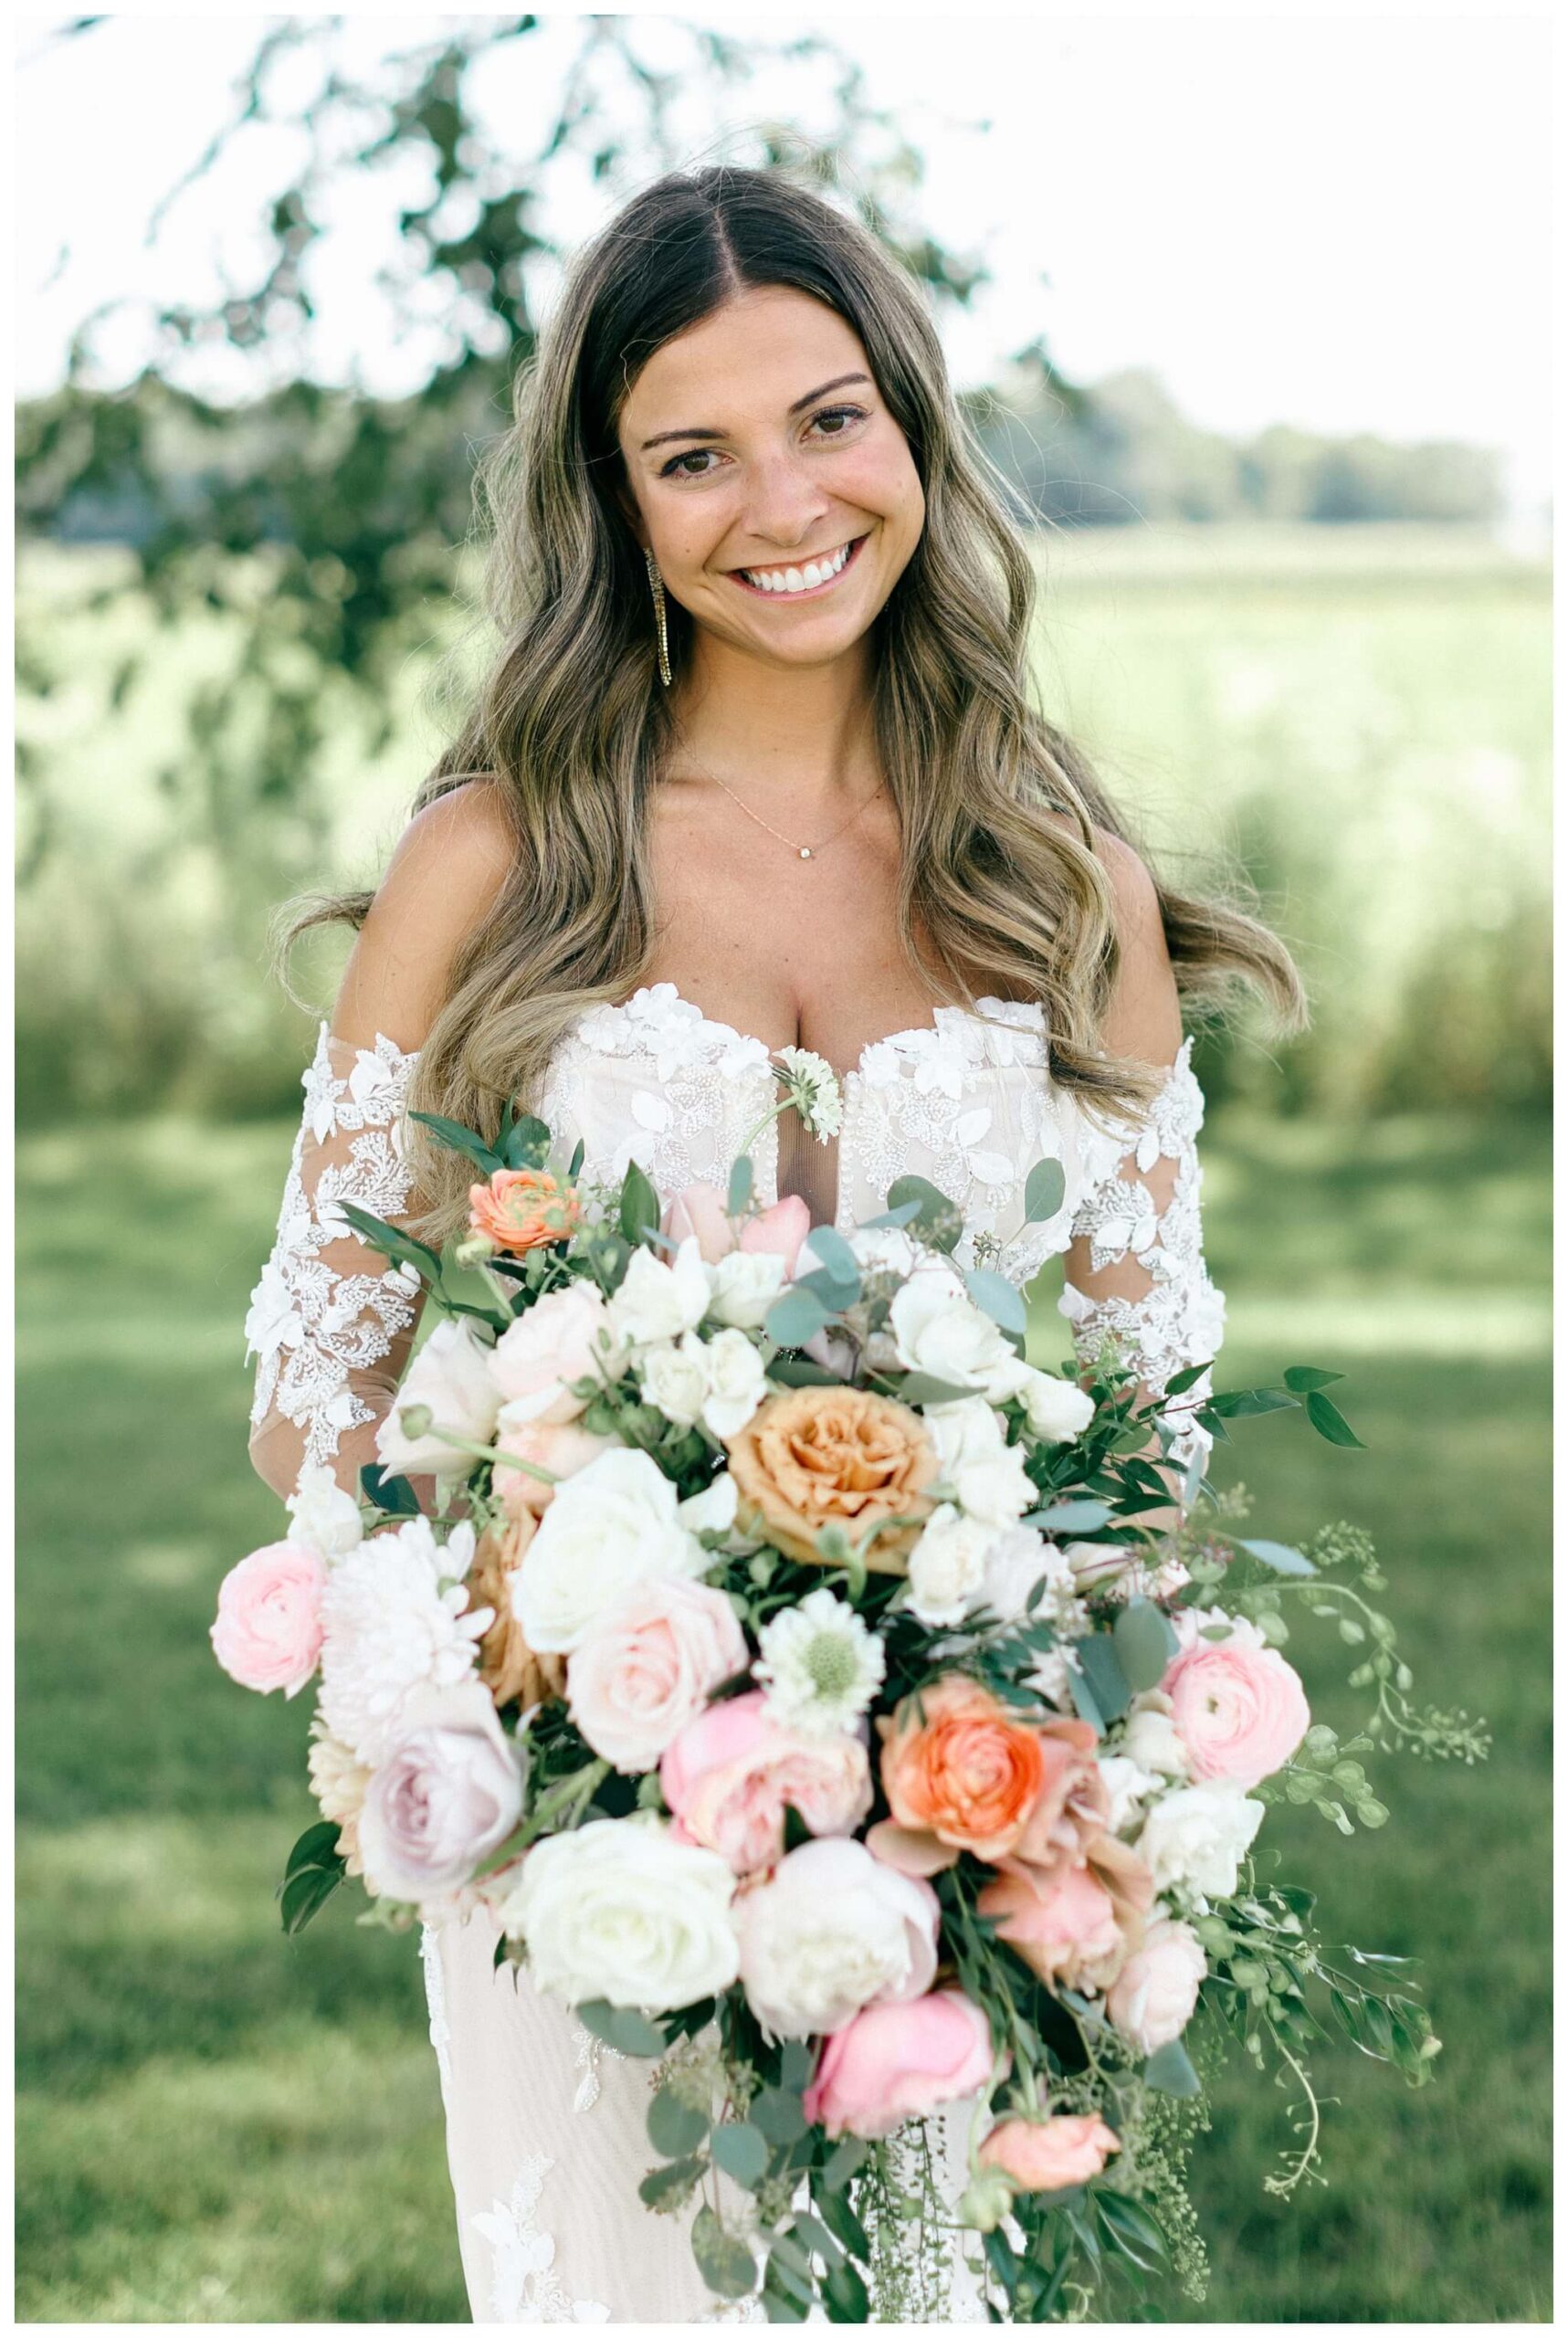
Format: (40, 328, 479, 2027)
(332, 776, 520, 1051)
(1042, 811, 1181, 1063)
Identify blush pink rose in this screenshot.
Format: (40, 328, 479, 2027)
(488, 1282, 622, 1423)
(979, 2112, 1121, 2193)
(805, 1989, 995, 2140)
(659, 1689, 872, 1874)
(1163, 1638, 1311, 1788)
(1106, 1915, 1207, 2055)
(210, 1540, 328, 1697)
(664, 1182, 811, 1271)
(567, 1577, 750, 1772)
(975, 1857, 1129, 1992)
(492, 1411, 624, 1519)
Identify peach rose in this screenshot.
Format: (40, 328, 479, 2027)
(976, 1857, 1130, 1992)
(665, 1181, 811, 1271)
(492, 1410, 624, 1519)
(1163, 1638, 1311, 1789)
(211, 1540, 328, 1697)
(468, 1514, 564, 1710)
(1011, 1718, 1112, 1870)
(724, 1385, 939, 1572)
(871, 1676, 1048, 1870)
(567, 1576, 750, 1772)
(468, 1165, 584, 1255)
(979, 2113, 1120, 2194)
(805, 1990, 996, 2140)
(488, 1281, 621, 1424)
(659, 1689, 872, 1874)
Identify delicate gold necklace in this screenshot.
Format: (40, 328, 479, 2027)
(677, 742, 886, 862)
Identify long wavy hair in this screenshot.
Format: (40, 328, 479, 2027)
(279, 163, 1306, 1250)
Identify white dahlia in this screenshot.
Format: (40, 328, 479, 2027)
(317, 1517, 492, 1764)
(755, 1586, 886, 1736)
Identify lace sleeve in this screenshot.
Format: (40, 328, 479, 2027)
(244, 1019, 428, 1504)
(1058, 1035, 1226, 1482)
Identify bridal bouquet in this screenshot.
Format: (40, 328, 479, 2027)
(215, 1058, 1487, 2322)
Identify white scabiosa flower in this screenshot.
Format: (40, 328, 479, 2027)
(755, 1586, 886, 1736)
(774, 1047, 843, 1142)
(317, 1518, 491, 1764)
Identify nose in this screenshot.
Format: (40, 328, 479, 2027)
(740, 447, 834, 552)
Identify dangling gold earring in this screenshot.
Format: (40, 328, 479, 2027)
(644, 548, 672, 688)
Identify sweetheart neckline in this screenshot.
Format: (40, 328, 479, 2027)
(575, 979, 1048, 1085)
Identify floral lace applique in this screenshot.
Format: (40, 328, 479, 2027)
(569, 2017, 624, 2114)
(468, 2154, 611, 2322)
(244, 1019, 425, 1473)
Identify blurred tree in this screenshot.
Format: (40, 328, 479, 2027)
(15, 15, 1003, 900)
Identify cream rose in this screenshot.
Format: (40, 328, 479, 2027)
(889, 1274, 1035, 1406)
(355, 1678, 524, 1905)
(492, 1408, 624, 1518)
(1107, 1915, 1207, 2054)
(375, 1318, 501, 1477)
(1016, 1368, 1097, 1444)
(605, 1236, 711, 1352)
(733, 1837, 940, 2038)
(1135, 1782, 1266, 1899)
(906, 1504, 998, 1628)
(567, 1576, 750, 1772)
(707, 1248, 790, 1331)
(638, 1336, 710, 1429)
(924, 1397, 1036, 1526)
(1121, 1691, 1193, 1779)
(500, 1815, 739, 2011)
(510, 1447, 710, 1655)
(489, 1281, 622, 1424)
(698, 1328, 768, 1439)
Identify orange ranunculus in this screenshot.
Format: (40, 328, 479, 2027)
(468, 1167, 584, 1255)
(871, 1676, 1050, 1868)
(723, 1385, 939, 1572)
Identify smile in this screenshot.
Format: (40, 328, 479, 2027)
(724, 532, 870, 600)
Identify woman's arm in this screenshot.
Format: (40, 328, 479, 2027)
(1057, 834, 1227, 1532)
(244, 780, 515, 1510)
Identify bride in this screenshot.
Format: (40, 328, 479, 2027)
(244, 164, 1302, 2322)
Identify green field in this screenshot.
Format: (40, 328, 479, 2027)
(16, 1100, 1550, 2322)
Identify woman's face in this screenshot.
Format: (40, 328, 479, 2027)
(616, 285, 925, 671)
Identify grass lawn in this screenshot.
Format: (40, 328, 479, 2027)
(16, 1102, 1551, 2322)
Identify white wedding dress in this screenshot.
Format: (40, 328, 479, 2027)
(244, 980, 1226, 2323)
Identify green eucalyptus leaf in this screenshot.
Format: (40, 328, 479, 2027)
(778, 2039, 816, 2091)
(1070, 1632, 1131, 1725)
(1023, 1499, 1113, 1535)
(728, 1154, 754, 1213)
(801, 1225, 861, 1290)
(752, 2086, 808, 2145)
(1143, 2038, 1201, 2095)
(1235, 1536, 1317, 1576)
(692, 2206, 758, 2300)
(884, 1174, 963, 1252)
(639, 2154, 705, 2207)
(648, 2086, 710, 2157)
(710, 2122, 769, 2188)
(574, 1998, 667, 2057)
(896, 1371, 985, 1406)
(767, 1355, 847, 1388)
(765, 1288, 830, 1349)
(1023, 1156, 1067, 1223)
(820, 2136, 868, 2193)
(963, 1267, 1027, 1338)
(1113, 1597, 1178, 1691)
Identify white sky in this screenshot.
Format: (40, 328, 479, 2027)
(12, 7, 1555, 516)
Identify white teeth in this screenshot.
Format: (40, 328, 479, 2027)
(740, 539, 854, 595)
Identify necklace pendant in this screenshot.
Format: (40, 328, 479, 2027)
(799, 846, 813, 859)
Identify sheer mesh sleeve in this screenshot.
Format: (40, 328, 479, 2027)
(244, 1019, 428, 1505)
(1058, 1035, 1226, 1482)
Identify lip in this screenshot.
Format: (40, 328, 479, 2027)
(722, 530, 871, 601)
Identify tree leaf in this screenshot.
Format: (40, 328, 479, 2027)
(1306, 1390, 1367, 1448)
(1023, 1156, 1067, 1223)
(618, 1158, 660, 1245)
(752, 2086, 808, 2145)
(1282, 1364, 1345, 1393)
(801, 1225, 861, 1293)
(279, 1861, 343, 1935)
(405, 1108, 504, 1176)
(358, 1461, 421, 1515)
(691, 2205, 758, 2300)
(281, 1818, 345, 1882)
(820, 2136, 868, 2193)
(1023, 1500, 1113, 1535)
(824, 2262, 869, 2322)
(897, 1371, 986, 1406)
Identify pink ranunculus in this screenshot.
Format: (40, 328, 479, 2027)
(1106, 1916, 1207, 2055)
(567, 1576, 751, 1773)
(805, 1990, 995, 2140)
(492, 1410, 624, 1519)
(1163, 1637, 1311, 1789)
(210, 1540, 328, 1697)
(659, 1689, 872, 1874)
(979, 2112, 1121, 2194)
(488, 1281, 623, 1424)
(975, 1857, 1129, 1993)
(664, 1182, 812, 1272)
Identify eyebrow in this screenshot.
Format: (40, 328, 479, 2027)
(638, 373, 873, 452)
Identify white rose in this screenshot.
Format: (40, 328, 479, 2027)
(567, 1575, 750, 1772)
(981, 1528, 1077, 1623)
(699, 1328, 767, 1439)
(1122, 1691, 1193, 1778)
(606, 1236, 711, 1352)
(356, 1678, 524, 1905)
(287, 1461, 364, 1559)
(707, 1249, 789, 1330)
(1064, 1539, 1138, 1594)
(375, 1318, 501, 1477)
(924, 1396, 1036, 1525)
(1135, 1782, 1265, 1899)
(500, 1816, 739, 2011)
(906, 1503, 997, 1627)
(489, 1281, 623, 1424)
(733, 1838, 940, 2038)
(1096, 1752, 1162, 1835)
(846, 1225, 921, 1279)
(510, 1448, 709, 1653)
(889, 1274, 1034, 1406)
(1017, 1368, 1097, 1443)
(679, 1470, 740, 1539)
(639, 1335, 710, 1429)
(1106, 1916, 1208, 2055)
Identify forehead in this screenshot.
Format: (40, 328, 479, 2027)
(618, 287, 870, 441)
